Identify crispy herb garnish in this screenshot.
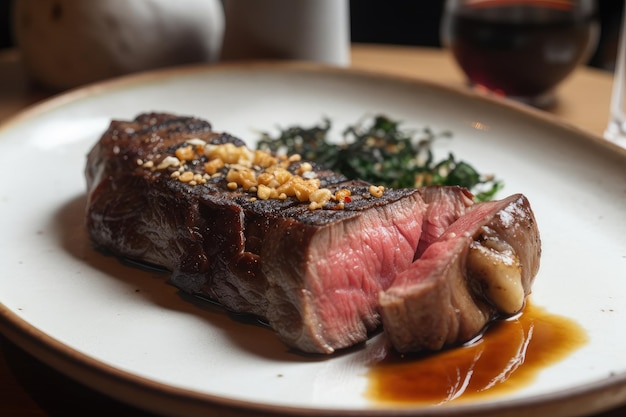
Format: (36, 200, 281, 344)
(257, 115, 503, 201)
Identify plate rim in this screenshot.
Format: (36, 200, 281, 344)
(1, 61, 626, 417)
(3, 299, 626, 417)
(1, 59, 624, 156)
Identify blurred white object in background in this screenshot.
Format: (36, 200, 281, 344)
(12, 0, 224, 91)
(220, 0, 350, 66)
(605, 3, 626, 148)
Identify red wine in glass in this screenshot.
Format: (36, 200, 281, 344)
(442, 0, 598, 107)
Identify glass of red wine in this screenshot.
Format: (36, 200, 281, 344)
(441, 0, 599, 108)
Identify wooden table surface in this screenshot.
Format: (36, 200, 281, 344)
(1, 43, 624, 417)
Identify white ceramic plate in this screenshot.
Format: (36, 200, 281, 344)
(1, 63, 626, 417)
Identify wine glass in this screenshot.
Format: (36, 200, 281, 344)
(441, 0, 599, 108)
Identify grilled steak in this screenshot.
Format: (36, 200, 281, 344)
(86, 112, 541, 355)
(379, 193, 541, 353)
(85, 113, 426, 354)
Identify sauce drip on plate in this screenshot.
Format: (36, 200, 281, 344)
(366, 302, 587, 405)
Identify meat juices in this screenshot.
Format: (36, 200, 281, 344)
(85, 113, 541, 355)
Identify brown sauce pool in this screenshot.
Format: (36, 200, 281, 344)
(366, 302, 588, 405)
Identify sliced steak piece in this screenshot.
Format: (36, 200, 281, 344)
(379, 193, 541, 353)
(86, 112, 426, 354)
(261, 189, 425, 353)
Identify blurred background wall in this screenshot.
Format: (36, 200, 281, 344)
(0, 1, 10, 49)
(0, 0, 623, 71)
